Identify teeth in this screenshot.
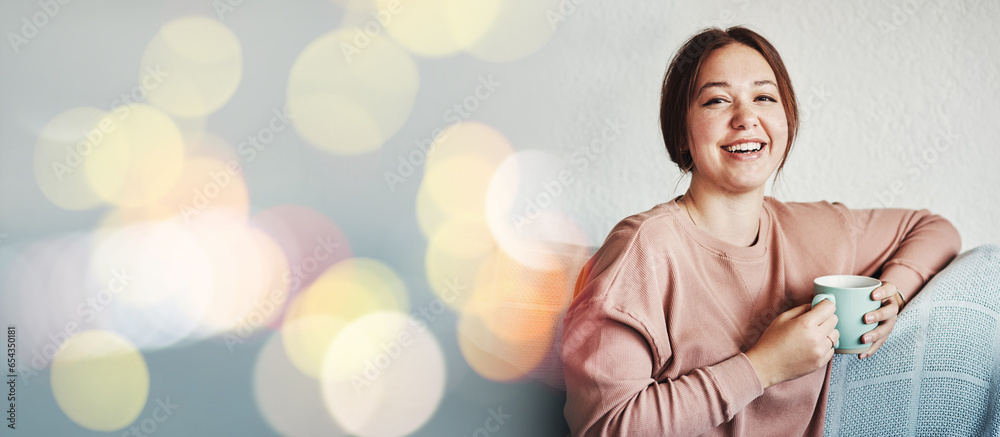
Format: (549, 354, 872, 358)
(724, 142, 763, 153)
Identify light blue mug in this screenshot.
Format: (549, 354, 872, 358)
(811, 275, 882, 354)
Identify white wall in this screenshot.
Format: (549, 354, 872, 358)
(520, 0, 999, 251)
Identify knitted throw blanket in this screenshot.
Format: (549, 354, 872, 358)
(824, 244, 1000, 436)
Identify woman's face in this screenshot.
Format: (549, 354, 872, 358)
(686, 43, 788, 195)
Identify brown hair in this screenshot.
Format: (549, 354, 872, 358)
(660, 26, 798, 173)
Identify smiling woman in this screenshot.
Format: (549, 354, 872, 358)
(560, 26, 961, 436)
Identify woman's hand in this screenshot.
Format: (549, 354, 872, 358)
(858, 281, 903, 359)
(745, 302, 839, 389)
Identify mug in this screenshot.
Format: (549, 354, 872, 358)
(811, 275, 882, 354)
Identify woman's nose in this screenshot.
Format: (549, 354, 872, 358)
(731, 103, 759, 130)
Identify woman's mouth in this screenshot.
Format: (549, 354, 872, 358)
(722, 142, 765, 154)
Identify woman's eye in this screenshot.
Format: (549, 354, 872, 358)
(703, 98, 727, 106)
(756, 95, 777, 102)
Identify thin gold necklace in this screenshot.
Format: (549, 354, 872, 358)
(678, 196, 698, 228)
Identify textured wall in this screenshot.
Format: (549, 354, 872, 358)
(533, 0, 999, 250)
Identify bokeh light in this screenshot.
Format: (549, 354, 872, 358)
(456, 247, 570, 382)
(116, 154, 250, 225)
(254, 331, 348, 437)
(184, 210, 290, 336)
(0, 234, 92, 362)
(50, 330, 149, 432)
(321, 311, 445, 437)
(250, 205, 353, 299)
(33, 107, 112, 211)
(281, 258, 409, 378)
(486, 149, 590, 264)
(83, 105, 186, 209)
(286, 29, 419, 155)
(424, 215, 494, 311)
(371, 0, 501, 58)
(464, 0, 561, 62)
(140, 15, 243, 118)
(87, 219, 213, 349)
(417, 121, 514, 238)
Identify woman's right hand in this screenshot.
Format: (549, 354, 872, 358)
(744, 302, 839, 389)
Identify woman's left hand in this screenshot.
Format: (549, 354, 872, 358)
(859, 281, 904, 359)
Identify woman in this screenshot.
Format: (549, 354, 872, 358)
(560, 26, 961, 436)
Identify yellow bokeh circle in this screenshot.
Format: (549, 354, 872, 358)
(50, 330, 149, 432)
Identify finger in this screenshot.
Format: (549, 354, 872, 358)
(803, 299, 836, 323)
(823, 346, 835, 364)
(861, 336, 888, 359)
(871, 282, 897, 301)
(828, 328, 840, 347)
(780, 303, 812, 321)
(864, 303, 899, 324)
(818, 313, 839, 332)
(861, 320, 895, 345)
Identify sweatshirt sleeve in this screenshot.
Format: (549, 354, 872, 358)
(561, 222, 764, 436)
(835, 205, 961, 301)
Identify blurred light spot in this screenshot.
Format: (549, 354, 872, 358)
(33, 107, 113, 211)
(465, 0, 561, 62)
(282, 258, 408, 377)
(118, 154, 250, 225)
(486, 150, 589, 264)
(417, 121, 513, 238)
(280, 314, 349, 381)
(83, 105, 186, 209)
(250, 205, 352, 297)
(287, 29, 418, 155)
(457, 247, 571, 381)
(140, 16, 242, 117)
(369, 0, 501, 58)
(423, 121, 512, 180)
(424, 155, 497, 218)
(414, 183, 451, 239)
(329, 0, 372, 10)
(254, 332, 348, 437)
(50, 330, 149, 432)
(88, 220, 212, 349)
(184, 211, 290, 335)
(0, 235, 91, 363)
(424, 215, 494, 311)
(321, 312, 445, 437)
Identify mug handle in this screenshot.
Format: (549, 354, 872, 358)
(811, 294, 838, 348)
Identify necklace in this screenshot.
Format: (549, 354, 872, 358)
(678, 196, 699, 228)
(678, 195, 762, 246)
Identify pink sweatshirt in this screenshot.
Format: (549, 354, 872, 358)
(562, 198, 960, 436)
